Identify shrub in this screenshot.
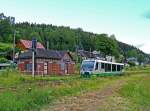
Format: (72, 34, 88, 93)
(0, 57, 8, 63)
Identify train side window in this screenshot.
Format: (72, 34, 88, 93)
(95, 62, 98, 70)
(101, 63, 104, 69)
(120, 65, 124, 71)
(117, 65, 121, 71)
(112, 64, 116, 72)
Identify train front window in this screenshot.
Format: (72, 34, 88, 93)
(82, 61, 95, 71)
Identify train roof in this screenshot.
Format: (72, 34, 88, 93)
(82, 59, 124, 65)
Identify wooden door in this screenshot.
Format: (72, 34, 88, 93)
(44, 62, 48, 75)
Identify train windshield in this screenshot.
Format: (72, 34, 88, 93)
(81, 61, 95, 71)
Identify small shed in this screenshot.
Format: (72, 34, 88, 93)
(17, 49, 75, 75)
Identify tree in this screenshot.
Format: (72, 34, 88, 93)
(138, 54, 144, 65)
(127, 49, 138, 58)
(0, 13, 148, 63)
(0, 19, 13, 42)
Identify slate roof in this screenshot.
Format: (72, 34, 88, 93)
(18, 49, 71, 60)
(77, 50, 95, 58)
(19, 39, 45, 49)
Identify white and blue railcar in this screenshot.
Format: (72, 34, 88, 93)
(80, 59, 124, 76)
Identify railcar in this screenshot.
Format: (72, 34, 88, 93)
(80, 59, 124, 77)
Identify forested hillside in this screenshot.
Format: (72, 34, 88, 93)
(0, 13, 149, 63)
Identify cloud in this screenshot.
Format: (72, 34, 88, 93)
(135, 43, 145, 48)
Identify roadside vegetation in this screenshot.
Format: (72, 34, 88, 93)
(120, 74, 150, 111)
(0, 69, 119, 111)
(0, 66, 150, 111)
(98, 66, 150, 111)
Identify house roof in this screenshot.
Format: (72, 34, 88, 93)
(18, 49, 72, 60)
(19, 39, 45, 49)
(78, 50, 95, 58)
(78, 50, 104, 59)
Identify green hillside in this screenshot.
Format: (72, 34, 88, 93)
(0, 13, 149, 63)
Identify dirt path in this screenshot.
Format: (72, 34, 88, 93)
(42, 79, 126, 111)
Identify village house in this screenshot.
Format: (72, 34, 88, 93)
(16, 39, 45, 51)
(17, 49, 75, 75)
(127, 57, 139, 65)
(77, 50, 105, 60)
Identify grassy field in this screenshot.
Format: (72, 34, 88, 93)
(120, 74, 150, 110)
(0, 67, 150, 111)
(0, 69, 120, 111)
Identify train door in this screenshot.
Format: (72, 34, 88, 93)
(94, 62, 99, 74)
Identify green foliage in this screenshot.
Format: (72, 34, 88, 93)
(0, 57, 8, 63)
(0, 70, 118, 111)
(120, 75, 150, 110)
(0, 19, 13, 42)
(128, 61, 136, 67)
(0, 13, 149, 62)
(0, 42, 12, 52)
(127, 49, 138, 57)
(137, 54, 145, 65)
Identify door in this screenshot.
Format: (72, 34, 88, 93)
(44, 62, 48, 75)
(65, 63, 68, 74)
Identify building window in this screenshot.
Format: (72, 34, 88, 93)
(25, 63, 32, 71)
(61, 63, 65, 70)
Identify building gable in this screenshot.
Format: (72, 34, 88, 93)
(61, 53, 73, 62)
(16, 39, 45, 51)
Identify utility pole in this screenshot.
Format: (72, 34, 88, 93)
(46, 40, 49, 50)
(12, 17, 16, 64)
(32, 38, 37, 77)
(32, 50, 35, 77)
(90, 48, 91, 58)
(13, 30, 16, 63)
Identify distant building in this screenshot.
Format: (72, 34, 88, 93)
(77, 50, 94, 60)
(16, 39, 45, 51)
(77, 50, 105, 60)
(106, 56, 116, 62)
(127, 57, 139, 65)
(17, 49, 75, 75)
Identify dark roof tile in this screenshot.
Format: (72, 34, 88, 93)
(18, 49, 71, 60)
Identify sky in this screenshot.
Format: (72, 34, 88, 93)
(1, 0, 150, 53)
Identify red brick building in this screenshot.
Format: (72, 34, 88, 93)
(18, 49, 75, 75)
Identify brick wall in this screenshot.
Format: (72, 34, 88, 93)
(18, 59, 75, 75)
(67, 63, 75, 74)
(35, 63, 44, 75)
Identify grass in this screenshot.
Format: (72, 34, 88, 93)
(0, 69, 120, 111)
(0, 67, 150, 111)
(119, 74, 150, 111)
(98, 66, 150, 111)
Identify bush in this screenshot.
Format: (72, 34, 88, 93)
(0, 57, 8, 63)
(128, 61, 136, 67)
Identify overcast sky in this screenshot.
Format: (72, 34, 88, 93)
(1, 0, 150, 53)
